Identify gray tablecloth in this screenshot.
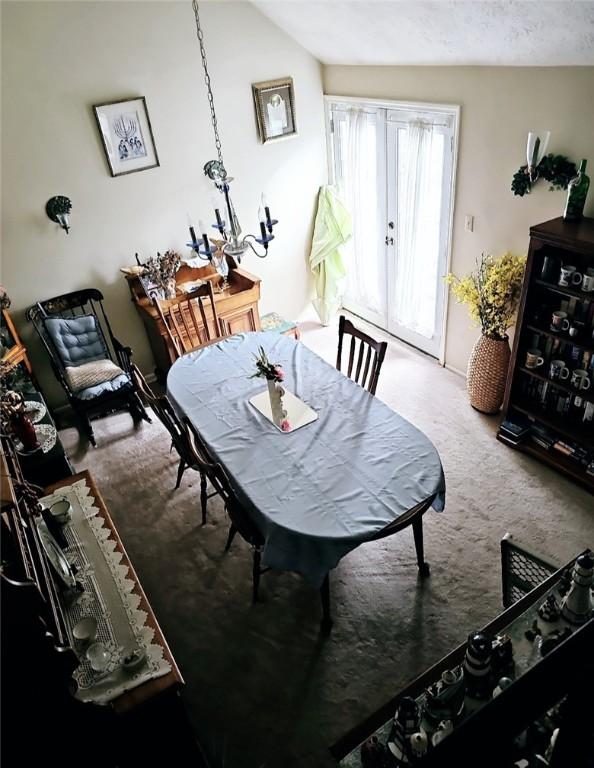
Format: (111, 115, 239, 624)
(167, 332, 445, 587)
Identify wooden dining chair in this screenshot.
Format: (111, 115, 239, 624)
(183, 418, 269, 603)
(156, 281, 222, 362)
(131, 364, 219, 524)
(336, 315, 388, 395)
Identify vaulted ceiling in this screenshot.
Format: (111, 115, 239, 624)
(252, 1, 594, 66)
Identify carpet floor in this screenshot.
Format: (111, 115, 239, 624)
(59, 312, 593, 768)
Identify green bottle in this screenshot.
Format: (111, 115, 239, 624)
(564, 159, 589, 221)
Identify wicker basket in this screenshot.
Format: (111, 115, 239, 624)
(467, 334, 511, 414)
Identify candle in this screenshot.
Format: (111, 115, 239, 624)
(214, 207, 223, 228)
(187, 213, 197, 246)
(199, 220, 210, 253)
(261, 193, 271, 226)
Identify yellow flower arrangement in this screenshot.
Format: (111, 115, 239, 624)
(446, 252, 526, 340)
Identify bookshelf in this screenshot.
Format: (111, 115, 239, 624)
(498, 217, 594, 492)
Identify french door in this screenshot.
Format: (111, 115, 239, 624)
(326, 98, 458, 359)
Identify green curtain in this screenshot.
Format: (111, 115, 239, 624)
(308, 186, 352, 326)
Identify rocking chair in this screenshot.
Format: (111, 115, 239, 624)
(26, 289, 150, 446)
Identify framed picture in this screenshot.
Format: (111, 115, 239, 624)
(252, 78, 297, 144)
(93, 96, 159, 177)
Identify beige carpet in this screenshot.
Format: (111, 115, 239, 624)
(59, 312, 592, 768)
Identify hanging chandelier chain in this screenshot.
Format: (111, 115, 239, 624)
(192, 0, 224, 168)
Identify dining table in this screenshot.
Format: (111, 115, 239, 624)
(167, 331, 446, 624)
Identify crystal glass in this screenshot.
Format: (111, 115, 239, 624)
(213, 252, 229, 291)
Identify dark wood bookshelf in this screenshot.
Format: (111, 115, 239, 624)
(499, 216, 594, 493)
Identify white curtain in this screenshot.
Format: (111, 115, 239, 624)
(339, 109, 383, 315)
(391, 121, 444, 339)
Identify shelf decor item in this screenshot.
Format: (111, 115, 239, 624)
(0, 390, 39, 452)
(142, 251, 181, 300)
(563, 159, 590, 221)
(511, 130, 577, 198)
(561, 550, 593, 625)
(447, 252, 526, 413)
(93, 96, 159, 177)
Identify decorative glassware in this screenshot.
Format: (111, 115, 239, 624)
(526, 130, 550, 181)
(564, 159, 590, 221)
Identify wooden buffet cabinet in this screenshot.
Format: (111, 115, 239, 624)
(124, 258, 262, 379)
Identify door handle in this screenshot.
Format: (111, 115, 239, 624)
(385, 236, 394, 246)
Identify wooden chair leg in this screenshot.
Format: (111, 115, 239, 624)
(413, 516, 430, 577)
(252, 547, 262, 603)
(200, 473, 207, 525)
(320, 573, 333, 633)
(225, 524, 237, 552)
(79, 411, 96, 447)
(175, 459, 186, 490)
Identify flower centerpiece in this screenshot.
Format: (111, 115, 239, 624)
(143, 250, 182, 300)
(250, 346, 290, 431)
(446, 252, 526, 414)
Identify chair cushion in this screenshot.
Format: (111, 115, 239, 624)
(64, 359, 125, 394)
(260, 312, 298, 335)
(44, 315, 109, 368)
(75, 373, 131, 401)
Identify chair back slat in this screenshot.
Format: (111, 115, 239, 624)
(184, 419, 263, 546)
(156, 281, 222, 361)
(131, 364, 195, 465)
(336, 315, 388, 396)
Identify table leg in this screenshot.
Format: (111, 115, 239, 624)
(413, 516, 430, 577)
(320, 573, 333, 633)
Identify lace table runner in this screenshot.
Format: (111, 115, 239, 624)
(41, 479, 172, 705)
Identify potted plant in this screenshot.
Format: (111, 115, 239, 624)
(447, 252, 526, 414)
(250, 346, 290, 431)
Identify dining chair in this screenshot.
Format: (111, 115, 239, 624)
(183, 418, 269, 602)
(131, 364, 218, 524)
(184, 418, 334, 629)
(336, 315, 388, 396)
(155, 281, 222, 362)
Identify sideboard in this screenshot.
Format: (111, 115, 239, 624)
(124, 258, 262, 379)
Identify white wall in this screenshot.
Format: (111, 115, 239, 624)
(1, 0, 326, 404)
(323, 66, 594, 373)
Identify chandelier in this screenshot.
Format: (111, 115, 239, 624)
(188, 0, 278, 265)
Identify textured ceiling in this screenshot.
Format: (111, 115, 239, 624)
(252, 1, 594, 66)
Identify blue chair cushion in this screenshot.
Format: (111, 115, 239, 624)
(75, 373, 131, 401)
(44, 315, 109, 368)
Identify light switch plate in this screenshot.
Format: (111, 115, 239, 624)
(464, 215, 474, 232)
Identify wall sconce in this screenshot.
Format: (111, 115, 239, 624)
(526, 131, 550, 183)
(46, 196, 72, 234)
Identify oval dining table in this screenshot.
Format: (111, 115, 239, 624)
(167, 331, 446, 630)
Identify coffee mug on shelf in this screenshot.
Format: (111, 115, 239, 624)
(558, 265, 582, 287)
(582, 268, 594, 293)
(525, 349, 545, 369)
(551, 311, 570, 332)
(570, 369, 591, 391)
(550, 359, 570, 380)
(568, 324, 580, 338)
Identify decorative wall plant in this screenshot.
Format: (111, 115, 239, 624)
(511, 154, 577, 197)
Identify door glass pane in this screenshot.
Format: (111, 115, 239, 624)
(334, 109, 383, 317)
(391, 124, 445, 339)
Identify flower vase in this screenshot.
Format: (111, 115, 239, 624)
(467, 335, 511, 414)
(267, 379, 285, 426)
(163, 278, 177, 300)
